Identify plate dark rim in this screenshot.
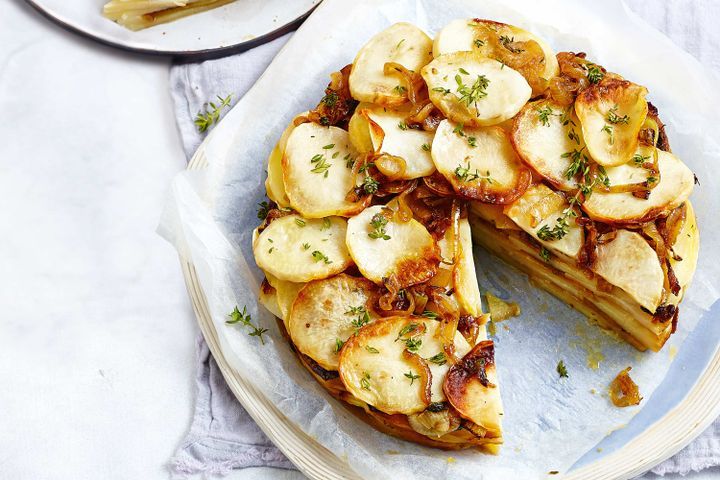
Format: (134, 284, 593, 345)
(23, 0, 318, 60)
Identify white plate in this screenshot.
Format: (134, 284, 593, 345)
(25, 0, 320, 57)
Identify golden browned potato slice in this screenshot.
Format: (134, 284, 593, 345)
(287, 274, 379, 371)
(503, 184, 584, 258)
(282, 122, 365, 218)
(422, 52, 531, 127)
(264, 272, 305, 324)
(443, 340, 503, 435)
(349, 23, 433, 106)
(339, 316, 472, 414)
(345, 205, 441, 287)
(431, 120, 531, 204)
(575, 78, 648, 167)
(511, 99, 584, 191)
(265, 112, 309, 207)
(581, 150, 694, 224)
(593, 229, 664, 312)
(254, 215, 352, 283)
(433, 18, 559, 96)
(348, 104, 435, 179)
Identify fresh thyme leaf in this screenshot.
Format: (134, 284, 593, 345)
(396, 38, 406, 49)
(320, 218, 331, 230)
(432, 86, 451, 95)
(632, 153, 651, 166)
(568, 128, 581, 145)
(458, 67, 470, 75)
(396, 323, 420, 340)
(257, 201, 271, 220)
(455, 73, 490, 113)
(454, 162, 493, 184)
(404, 337, 422, 352)
(427, 352, 447, 366)
(310, 152, 332, 176)
(360, 372, 371, 390)
(467, 136, 477, 148)
(358, 162, 375, 174)
(597, 165, 610, 187)
(365, 345, 380, 354)
(332, 151, 340, 159)
(421, 143, 431, 151)
(334, 338, 345, 353)
(474, 39, 485, 48)
(499, 34, 524, 53)
(601, 124, 614, 145)
(557, 360, 569, 378)
(368, 212, 391, 240)
(536, 105, 555, 127)
(321, 91, 338, 108)
(346, 305, 371, 330)
(453, 122, 465, 137)
(362, 176, 380, 195)
(404, 370, 421, 385)
(606, 105, 629, 125)
(421, 310, 439, 320)
(540, 247, 551, 262)
(647, 176, 657, 184)
(311, 250, 332, 264)
(248, 326, 269, 344)
(586, 64, 604, 84)
(302, 243, 311, 250)
(268, 247, 274, 254)
(563, 148, 589, 180)
(295, 218, 306, 227)
(322, 144, 335, 149)
(194, 94, 232, 133)
(537, 211, 575, 241)
(393, 84, 407, 94)
(398, 121, 409, 131)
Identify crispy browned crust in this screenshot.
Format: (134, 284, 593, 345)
(275, 318, 502, 452)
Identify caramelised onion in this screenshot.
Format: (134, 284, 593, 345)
(641, 222, 681, 297)
(658, 203, 687, 259)
(306, 64, 358, 128)
(402, 349, 433, 406)
(609, 367, 642, 407)
(375, 154, 408, 181)
(383, 61, 426, 106)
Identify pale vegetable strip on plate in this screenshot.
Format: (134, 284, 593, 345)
(103, 0, 236, 31)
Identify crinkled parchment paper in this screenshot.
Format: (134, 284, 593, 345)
(159, 0, 720, 478)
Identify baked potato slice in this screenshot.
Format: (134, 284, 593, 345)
(253, 214, 352, 283)
(349, 22, 433, 106)
(593, 229, 664, 312)
(503, 184, 584, 258)
(339, 316, 472, 414)
(258, 280, 282, 320)
(444, 340, 503, 435)
(511, 99, 584, 191)
(433, 18, 559, 96)
(346, 205, 441, 287)
(581, 150, 694, 224)
(265, 112, 308, 207)
(287, 274, 379, 371)
(575, 78, 648, 167)
(431, 120, 531, 204)
(264, 272, 305, 324)
(282, 122, 366, 218)
(422, 52, 531, 127)
(348, 104, 435, 179)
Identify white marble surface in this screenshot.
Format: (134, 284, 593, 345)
(1, 0, 718, 479)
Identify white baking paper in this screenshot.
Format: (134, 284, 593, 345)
(158, 0, 720, 478)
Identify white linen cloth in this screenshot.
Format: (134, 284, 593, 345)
(167, 2, 720, 477)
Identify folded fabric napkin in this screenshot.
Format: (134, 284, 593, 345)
(167, 2, 720, 477)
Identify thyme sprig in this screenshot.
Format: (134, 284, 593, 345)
(194, 94, 232, 133)
(454, 162, 494, 184)
(226, 306, 268, 345)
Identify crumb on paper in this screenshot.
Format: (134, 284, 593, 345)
(669, 345, 678, 359)
(386, 450, 400, 455)
(446, 457, 456, 464)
